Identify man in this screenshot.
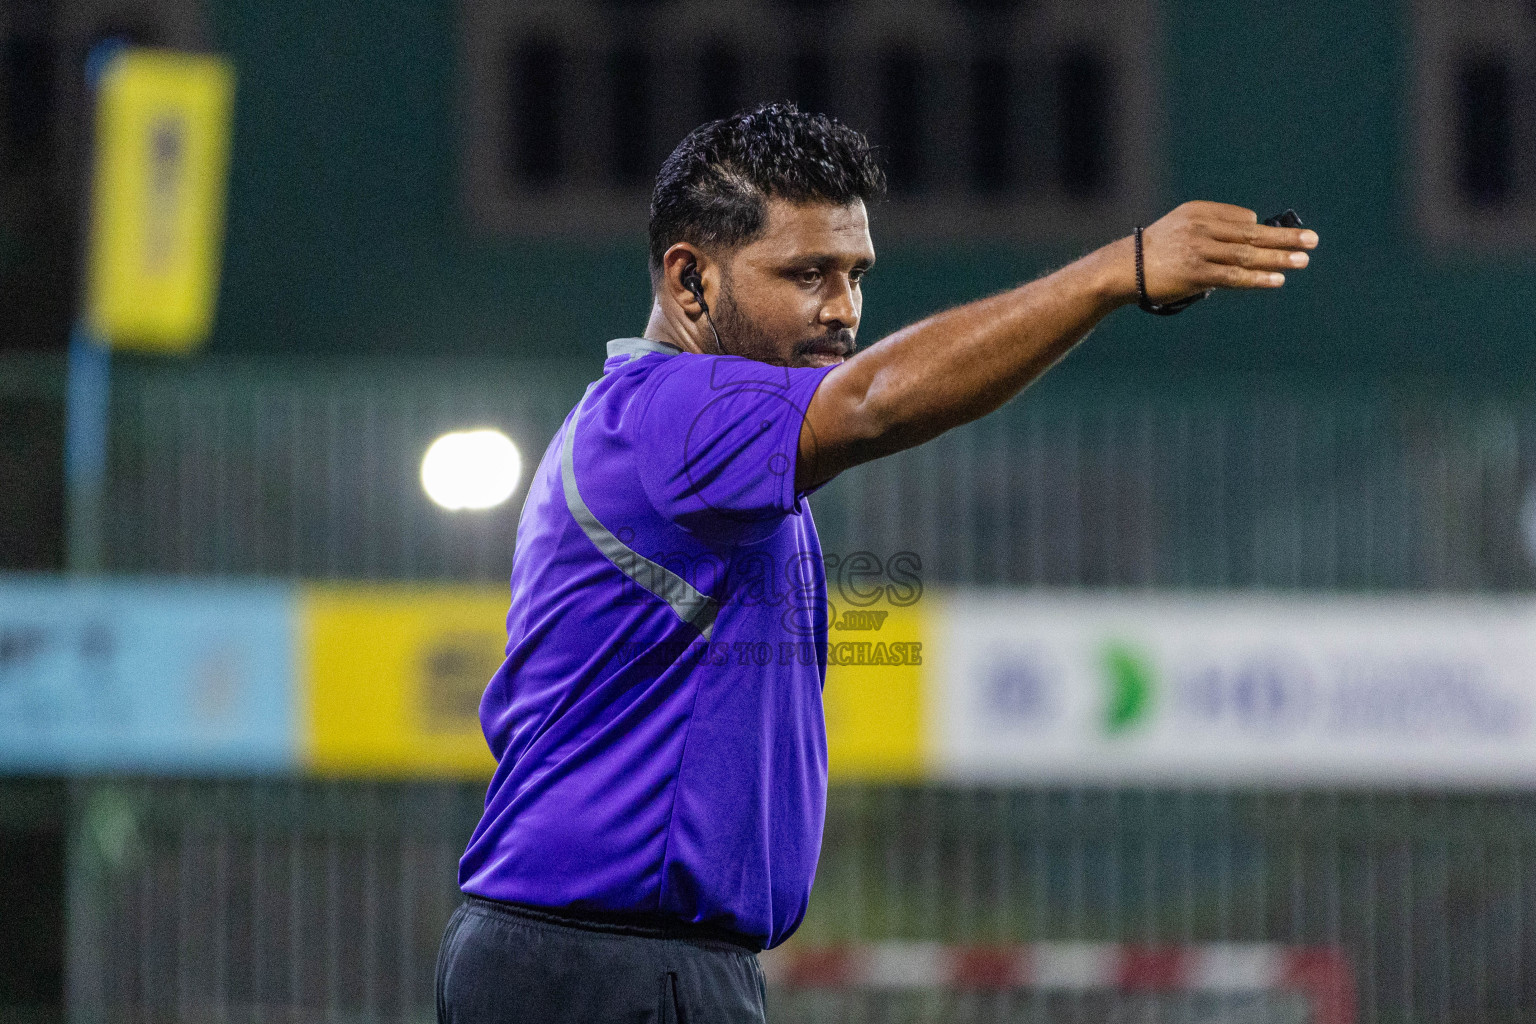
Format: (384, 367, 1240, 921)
(437, 102, 1317, 1023)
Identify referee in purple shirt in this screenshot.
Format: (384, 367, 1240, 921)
(436, 103, 1318, 1023)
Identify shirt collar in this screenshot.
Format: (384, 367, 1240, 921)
(605, 337, 683, 363)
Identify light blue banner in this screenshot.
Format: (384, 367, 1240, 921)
(0, 578, 296, 773)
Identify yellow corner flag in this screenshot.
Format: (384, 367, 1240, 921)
(84, 49, 235, 355)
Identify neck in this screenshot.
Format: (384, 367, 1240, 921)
(644, 298, 714, 355)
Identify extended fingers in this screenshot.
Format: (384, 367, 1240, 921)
(1143, 202, 1317, 297)
(1200, 239, 1309, 272)
(1213, 265, 1286, 289)
(1207, 221, 1319, 250)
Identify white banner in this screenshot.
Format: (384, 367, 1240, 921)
(930, 593, 1536, 786)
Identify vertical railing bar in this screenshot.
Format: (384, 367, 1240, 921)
(399, 797, 417, 1020)
(1028, 410, 1045, 586)
(324, 394, 343, 579)
(363, 782, 379, 1023)
(1289, 401, 1303, 588)
(1403, 795, 1415, 1024)
(362, 387, 380, 580)
(251, 784, 266, 1024)
(288, 393, 303, 579)
(139, 792, 156, 1022)
(1364, 793, 1379, 1024)
(1140, 787, 1157, 944)
(325, 783, 341, 1021)
(1212, 408, 1229, 588)
(175, 782, 191, 1022)
(1438, 798, 1451, 1024)
(175, 389, 192, 574)
(251, 384, 267, 577)
(1140, 404, 1157, 588)
(1511, 824, 1525, 1024)
(1100, 409, 1117, 586)
(1066, 410, 1081, 587)
(132, 377, 149, 573)
(956, 427, 975, 585)
(212, 379, 230, 575)
(212, 783, 229, 1024)
(990, 412, 1010, 587)
(288, 783, 303, 1024)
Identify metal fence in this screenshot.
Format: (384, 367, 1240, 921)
(88, 357, 1536, 591)
(11, 355, 1536, 1022)
(60, 778, 1536, 1024)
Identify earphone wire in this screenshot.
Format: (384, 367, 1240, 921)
(702, 307, 725, 356)
(686, 269, 726, 356)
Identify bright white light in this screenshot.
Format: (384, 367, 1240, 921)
(421, 429, 522, 510)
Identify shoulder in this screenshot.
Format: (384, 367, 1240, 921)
(638, 355, 830, 417)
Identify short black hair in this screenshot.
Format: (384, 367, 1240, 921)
(648, 102, 886, 286)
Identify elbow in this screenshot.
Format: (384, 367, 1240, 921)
(840, 388, 916, 464)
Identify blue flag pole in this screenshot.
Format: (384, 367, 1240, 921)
(64, 38, 130, 574)
(63, 323, 111, 573)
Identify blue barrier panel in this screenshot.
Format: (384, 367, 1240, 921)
(0, 578, 296, 773)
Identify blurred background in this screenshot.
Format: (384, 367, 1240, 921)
(6, 0, 1536, 1021)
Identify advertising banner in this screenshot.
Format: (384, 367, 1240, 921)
(11, 579, 1536, 786)
(822, 590, 927, 780)
(932, 593, 1536, 786)
(0, 578, 295, 772)
(300, 586, 505, 777)
(299, 581, 929, 780)
(85, 48, 235, 352)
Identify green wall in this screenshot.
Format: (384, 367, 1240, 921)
(205, 0, 1536, 389)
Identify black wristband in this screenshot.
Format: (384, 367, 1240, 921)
(1134, 226, 1212, 316)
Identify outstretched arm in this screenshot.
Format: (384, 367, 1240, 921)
(795, 202, 1319, 491)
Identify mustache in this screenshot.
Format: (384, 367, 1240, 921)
(793, 330, 856, 358)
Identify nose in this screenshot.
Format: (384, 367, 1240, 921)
(819, 276, 859, 333)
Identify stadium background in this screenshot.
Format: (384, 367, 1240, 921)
(5, 0, 1536, 1021)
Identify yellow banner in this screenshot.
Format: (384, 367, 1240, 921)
(298, 585, 929, 780)
(823, 596, 928, 779)
(85, 49, 235, 353)
(301, 586, 504, 777)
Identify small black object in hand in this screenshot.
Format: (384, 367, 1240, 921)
(1264, 209, 1304, 229)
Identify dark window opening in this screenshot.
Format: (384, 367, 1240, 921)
(698, 43, 742, 123)
(1055, 45, 1111, 199)
(481, 8, 1142, 217)
(508, 38, 563, 185)
(610, 48, 651, 184)
(0, 399, 64, 566)
(970, 53, 1013, 194)
(0, 821, 65, 1013)
(879, 46, 925, 193)
(1456, 57, 1514, 207)
(2, 35, 55, 173)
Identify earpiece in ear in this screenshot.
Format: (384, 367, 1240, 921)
(681, 260, 726, 355)
(682, 266, 707, 311)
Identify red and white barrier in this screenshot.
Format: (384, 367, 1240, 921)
(761, 943, 1353, 1024)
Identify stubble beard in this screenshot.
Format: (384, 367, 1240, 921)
(711, 272, 857, 369)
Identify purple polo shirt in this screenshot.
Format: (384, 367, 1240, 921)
(459, 337, 838, 950)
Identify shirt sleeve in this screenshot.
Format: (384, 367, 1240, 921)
(632, 355, 837, 545)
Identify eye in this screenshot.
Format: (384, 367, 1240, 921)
(796, 269, 822, 286)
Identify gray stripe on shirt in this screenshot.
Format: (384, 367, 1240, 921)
(560, 383, 719, 640)
(606, 337, 682, 361)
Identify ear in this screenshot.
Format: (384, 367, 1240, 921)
(661, 243, 710, 317)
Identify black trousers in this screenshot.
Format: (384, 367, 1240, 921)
(436, 897, 768, 1023)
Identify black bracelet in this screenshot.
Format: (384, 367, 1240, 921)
(1134, 226, 1212, 316)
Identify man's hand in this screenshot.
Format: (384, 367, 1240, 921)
(1108, 201, 1319, 305)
